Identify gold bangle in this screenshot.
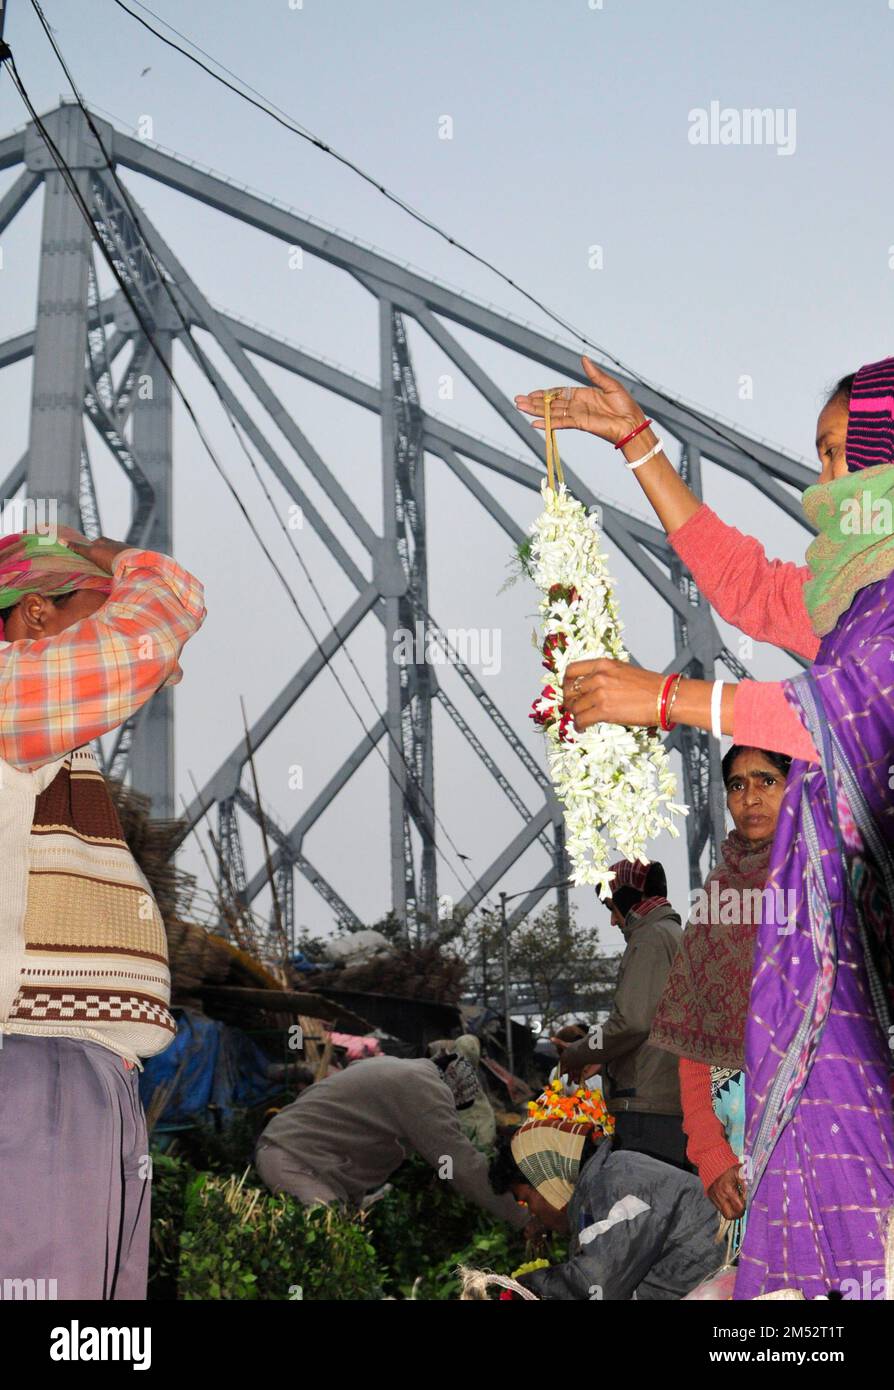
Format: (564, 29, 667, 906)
(665, 674, 683, 727)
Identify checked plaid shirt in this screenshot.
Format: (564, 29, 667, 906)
(0, 548, 205, 770)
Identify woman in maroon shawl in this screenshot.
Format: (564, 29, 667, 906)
(516, 354, 894, 1298)
(650, 746, 791, 1234)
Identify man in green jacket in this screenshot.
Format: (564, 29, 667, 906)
(560, 860, 687, 1168)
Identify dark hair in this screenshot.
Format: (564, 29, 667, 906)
(826, 372, 856, 409)
(0, 589, 79, 634)
(552, 1024, 587, 1044)
(489, 1129, 525, 1194)
(607, 861, 667, 919)
(721, 744, 792, 788)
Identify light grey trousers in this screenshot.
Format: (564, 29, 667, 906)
(255, 1137, 344, 1205)
(0, 1034, 151, 1300)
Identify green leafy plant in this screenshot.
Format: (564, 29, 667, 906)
(176, 1109, 276, 1177)
(149, 1149, 565, 1300)
(364, 1156, 563, 1300)
(178, 1170, 383, 1300)
(149, 1157, 383, 1300)
(148, 1150, 189, 1301)
(502, 536, 535, 588)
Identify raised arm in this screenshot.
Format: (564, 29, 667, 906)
(402, 1091, 528, 1230)
(562, 659, 819, 763)
(515, 358, 820, 661)
(678, 1057, 741, 1209)
(517, 359, 821, 761)
(0, 544, 205, 769)
(667, 506, 818, 661)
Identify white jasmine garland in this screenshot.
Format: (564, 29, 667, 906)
(528, 480, 688, 895)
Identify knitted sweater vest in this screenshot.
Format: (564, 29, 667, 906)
(0, 746, 174, 1065)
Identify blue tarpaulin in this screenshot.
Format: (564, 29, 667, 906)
(139, 1008, 284, 1128)
(288, 952, 333, 975)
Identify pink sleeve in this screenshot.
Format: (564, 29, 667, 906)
(668, 505, 820, 661)
(734, 681, 819, 762)
(679, 1057, 739, 1193)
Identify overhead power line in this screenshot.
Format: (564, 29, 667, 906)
(110, 0, 806, 479)
(3, 18, 494, 912)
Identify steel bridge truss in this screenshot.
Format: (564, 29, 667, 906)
(0, 102, 815, 942)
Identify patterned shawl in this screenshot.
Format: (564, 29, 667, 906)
(436, 1055, 480, 1110)
(649, 831, 774, 1071)
(802, 464, 894, 637)
(0, 533, 112, 638)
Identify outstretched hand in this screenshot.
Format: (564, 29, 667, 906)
(559, 1035, 596, 1082)
(514, 356, 645, 447)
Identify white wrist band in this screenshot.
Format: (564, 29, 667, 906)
(710, 679, 725, 740)
(625, 438, 664, 471)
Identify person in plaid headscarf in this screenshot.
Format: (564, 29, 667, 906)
(0, 526, 205, 1301)
(557, 859, 689, 1169)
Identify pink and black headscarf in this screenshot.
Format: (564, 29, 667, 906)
(0, 533, 112, 640)
(845, 354, 894, 471)
(606, 858, 671, 921)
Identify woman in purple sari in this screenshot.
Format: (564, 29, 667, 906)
(516, 355, 894, 1298)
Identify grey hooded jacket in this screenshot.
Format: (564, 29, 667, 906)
(522, 1139, 723, 1301)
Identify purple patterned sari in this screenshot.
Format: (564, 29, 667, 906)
(735, 574, 894, 1300)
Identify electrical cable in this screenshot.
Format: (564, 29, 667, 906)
(4, 25, 495, 913)
(110, 0, 805, 478)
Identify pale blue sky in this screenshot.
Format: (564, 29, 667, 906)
(0, 0, 892, 951)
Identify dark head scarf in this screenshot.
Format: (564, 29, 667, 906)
(434, 1054, 479, 1110)
(606, 858, 671, 922)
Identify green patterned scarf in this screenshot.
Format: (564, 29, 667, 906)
(802, 464, 894, 636)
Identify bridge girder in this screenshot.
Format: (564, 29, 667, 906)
(0, 102, 814, 940)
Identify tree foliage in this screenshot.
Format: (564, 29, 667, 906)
(295, 902, 620, 1023)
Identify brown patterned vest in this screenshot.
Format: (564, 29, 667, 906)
(0, 746, 174, 1065)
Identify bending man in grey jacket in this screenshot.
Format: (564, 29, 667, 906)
(255, 1054, 530, 1233)
(491, 1130, 721, 1300)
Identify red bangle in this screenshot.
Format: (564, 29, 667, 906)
(659, 673, 680, 732)
(615, 418, 652, 451)
(665, 673, 683, 728)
